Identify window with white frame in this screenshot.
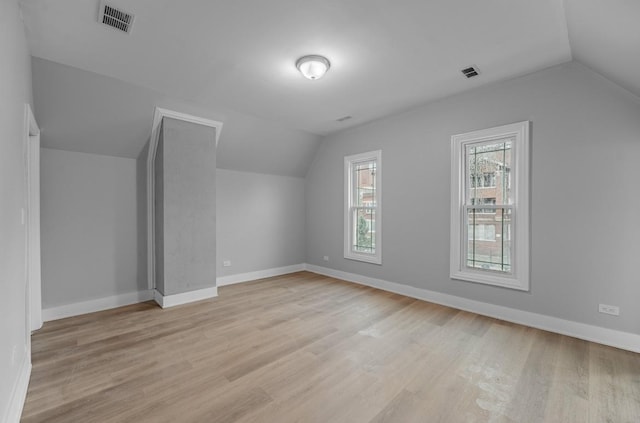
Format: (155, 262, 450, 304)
(344, 150, 382, 264)
(450, 121, 530, 290)
(468, 224, 496, 242)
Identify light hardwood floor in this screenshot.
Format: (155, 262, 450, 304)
(22, 272, 640, 422)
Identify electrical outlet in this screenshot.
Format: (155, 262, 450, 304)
(223, 260, 231, 267)
(598, 304, 620, 316)
(323, 256, 329, 262)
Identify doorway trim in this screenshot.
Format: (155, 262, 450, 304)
(146, 107, 223, 290)
(24, 104, 42, 333)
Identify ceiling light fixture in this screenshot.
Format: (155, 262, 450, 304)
(296, 55, 331, 80)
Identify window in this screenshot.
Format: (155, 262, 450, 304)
(472, 197, 497, 213)
(450, 121, 530, 290)
(471, 172, 496, 188)
(468, 224, 496, 242)
(345, 150, 382, 264)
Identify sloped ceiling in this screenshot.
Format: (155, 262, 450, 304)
(18, 0, 640, 174)
(31, 57, 321, 177)
(564, 0, 640, 97)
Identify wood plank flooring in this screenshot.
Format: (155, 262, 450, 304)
(22, 272, 640, 422)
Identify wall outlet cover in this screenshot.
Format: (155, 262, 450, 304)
(598, 304, 620, 316)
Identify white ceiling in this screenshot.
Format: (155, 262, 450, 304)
(18, 0, 640, 171)
(21, 0, 573, 134)
(31, 57, 321, 176)
(565, 0, 640, 96)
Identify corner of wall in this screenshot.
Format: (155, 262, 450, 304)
(2, 355, 31, 423)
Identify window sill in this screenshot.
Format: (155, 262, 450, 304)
(345, 252, 382, 265)
(450, 269, 528, 291)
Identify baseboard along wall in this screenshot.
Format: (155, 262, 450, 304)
(39, 263, 639, 353)
(304, 264, 640, 353)
(217, 263, 306, 287)
(3, 354, 31, 423)
(42, 290, 154, 322)
(153, 286, 218, 308)
(41, 264, 305, 320)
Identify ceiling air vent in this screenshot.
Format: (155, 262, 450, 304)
(336, 116, 352, 122)
(98, 2, 135, 34)
(461, 66, 480, 79)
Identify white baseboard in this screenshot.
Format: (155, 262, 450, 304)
(217, 263, 306, 287)
(305, 264, 640, 353)
(3, 354, 31, 423)
(42, 290, 154, 322)
(38, 263, 306, 318)
(154, 286, 218, 308)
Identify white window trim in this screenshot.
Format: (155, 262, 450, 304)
(344, 150, 382, 264)
(450, 121, 530, 291)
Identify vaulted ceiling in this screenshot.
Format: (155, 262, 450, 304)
(19, 0, 640, 176)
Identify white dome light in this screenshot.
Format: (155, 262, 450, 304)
(296, 55, 331, 80)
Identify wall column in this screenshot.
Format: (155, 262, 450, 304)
(153, 116, 217, 307)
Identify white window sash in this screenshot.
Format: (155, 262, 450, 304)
(344, 150, 382, 265)
(450, 121, 529, 290)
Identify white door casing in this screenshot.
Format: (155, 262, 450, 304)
(25, 104, 42, 332)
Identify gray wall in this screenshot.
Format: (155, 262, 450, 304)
(0, 0, 34, 418)
(40, 148, 142, 307)
(217, 169, 306, 277)
(306, 61, 640, 334)
(41, 146, 306, 305)
(136, 141, 149, 292)
(156, 118, 216, 295)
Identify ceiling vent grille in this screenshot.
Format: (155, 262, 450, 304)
(461, 66, 480, 78)
(99, 2, 135, 34)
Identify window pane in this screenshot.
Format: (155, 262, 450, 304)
(471, 197, 496, 214)
(468, 224, 496, 241)
(353, 160, 376, 207)
(466, 208, 512, 272)
(466, 139, 513, 206)
(353, 208, 375, 253)
(345, 150, 381, 264)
